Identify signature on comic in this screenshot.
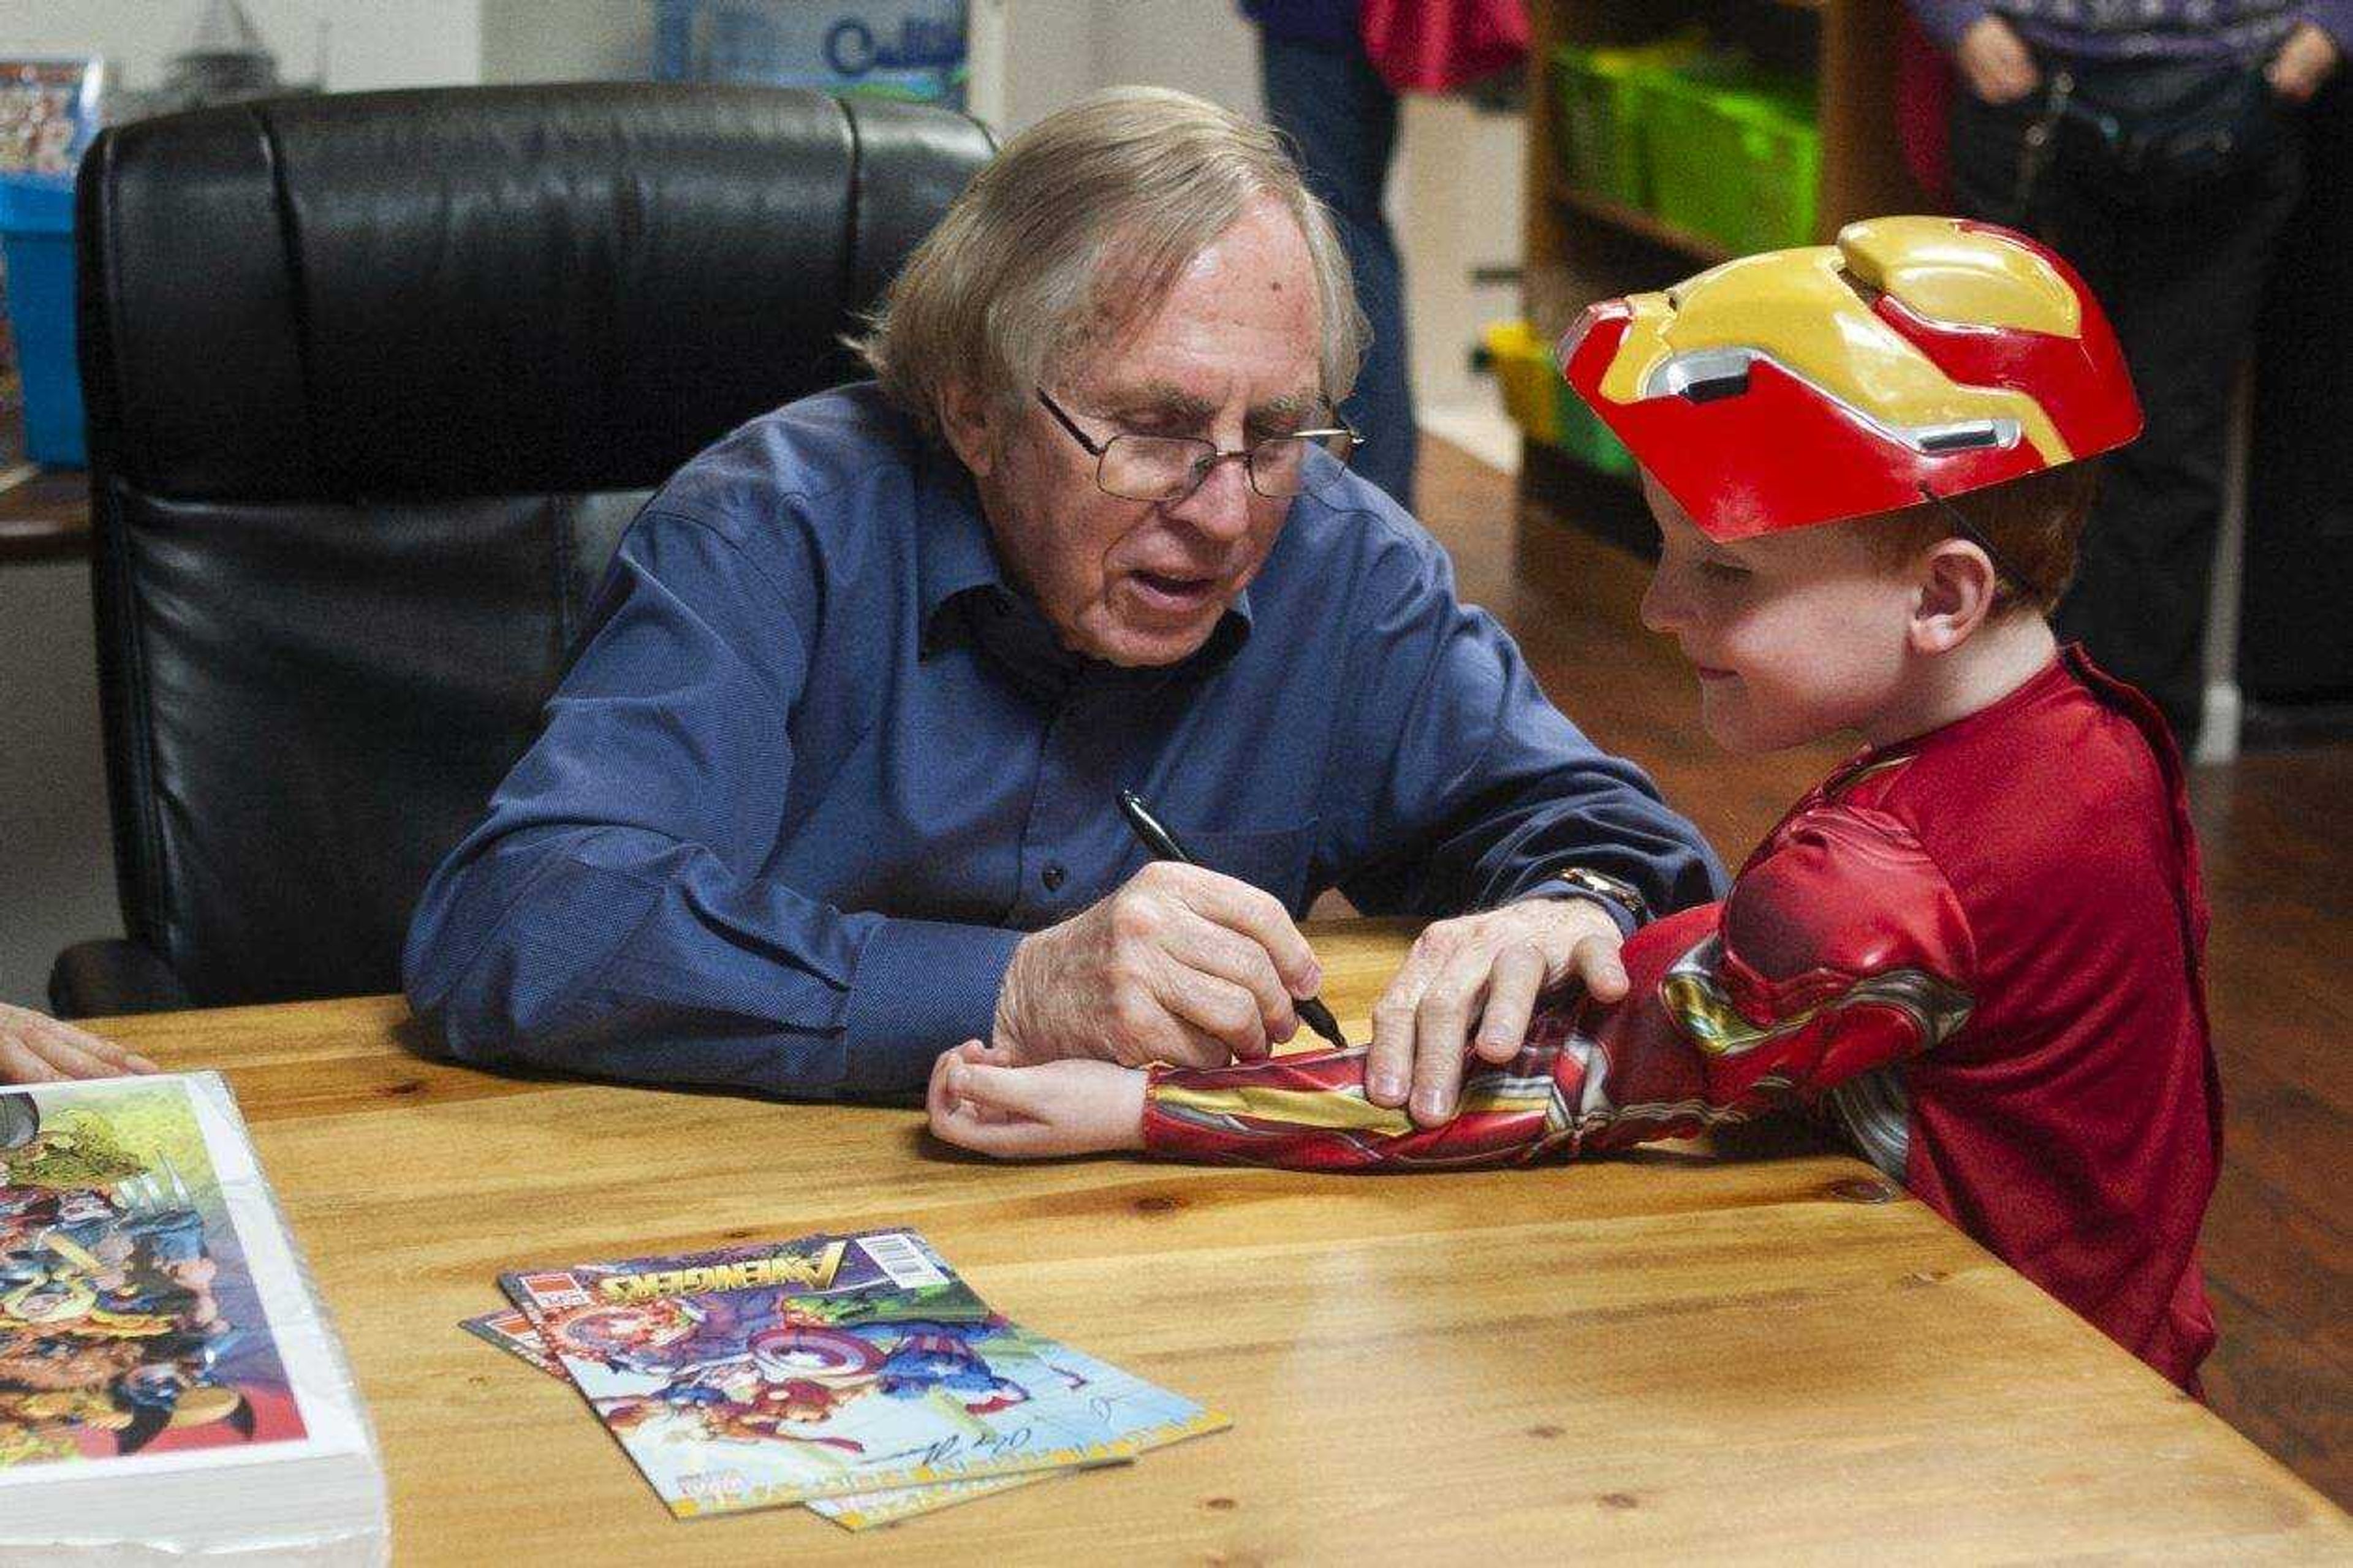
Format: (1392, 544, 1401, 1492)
(883, 1423, 1040, 1472)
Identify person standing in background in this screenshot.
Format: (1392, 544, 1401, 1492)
(1241, 1, 1422, 507)
(1909, 1, 2346, 752)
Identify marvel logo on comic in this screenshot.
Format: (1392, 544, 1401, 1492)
(515, 1270, 593, 1309)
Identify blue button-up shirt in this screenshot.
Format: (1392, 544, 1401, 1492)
(403, 385, 1722, 1099)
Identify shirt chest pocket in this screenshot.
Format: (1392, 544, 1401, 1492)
(1180, 818, 1321, 915)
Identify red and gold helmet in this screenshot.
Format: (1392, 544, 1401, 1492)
(1558, 216, 2141, 540)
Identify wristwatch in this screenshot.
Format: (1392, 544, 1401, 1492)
(1544, 866, 1650, 926)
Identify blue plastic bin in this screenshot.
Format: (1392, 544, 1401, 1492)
(0, 175, 83, 467)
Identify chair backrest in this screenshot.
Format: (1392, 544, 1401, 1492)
(75, 83, 994, 1006)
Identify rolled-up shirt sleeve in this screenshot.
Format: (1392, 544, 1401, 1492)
(401, 506, 1017, 1100)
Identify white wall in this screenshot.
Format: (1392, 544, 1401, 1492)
(0, 559, 115, 1009)
(479, 0, 651, 85)
(0, 1, 484, 96)
(1396, 94, 1523, 464)
(1088, 0, 1257, 121)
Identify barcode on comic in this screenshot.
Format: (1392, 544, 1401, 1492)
(860, 1231, 947, 1287)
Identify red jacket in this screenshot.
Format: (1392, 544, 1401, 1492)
(1144, 649, 2220, 1389)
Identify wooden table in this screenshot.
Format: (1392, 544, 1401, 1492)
(99, 921, 2350, 1562)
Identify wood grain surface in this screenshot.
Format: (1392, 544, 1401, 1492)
(94, 922, 2350, 1564)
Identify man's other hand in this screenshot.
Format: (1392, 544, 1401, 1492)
(993, 862, 1317, 1069)
(1365, 898, 1627, 1127)
(0, 1003, 159, 1084)
(1956, 15, 2040, 105)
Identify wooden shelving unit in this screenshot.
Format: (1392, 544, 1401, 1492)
(1517, 0, 1928, 533)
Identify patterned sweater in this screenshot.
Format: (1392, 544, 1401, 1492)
(1908, 0, 2353, 61)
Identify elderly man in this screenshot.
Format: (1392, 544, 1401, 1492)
(403, 86, 1720, 1127)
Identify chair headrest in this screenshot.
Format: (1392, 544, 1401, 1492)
(76, 83, 994, 501)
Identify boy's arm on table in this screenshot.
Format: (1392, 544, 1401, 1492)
(1140, 804, 1979, 1169)
(931, 804, 1978, 1167)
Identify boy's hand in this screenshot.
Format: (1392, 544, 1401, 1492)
(1, 1003, 159, 1084)
(926, 1040, 1149, 1159)
(1366, 898, 1626, 1127)
(1955, 15, 2040, 105)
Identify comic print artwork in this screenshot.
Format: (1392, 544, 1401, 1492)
(459, 1300, 1051, 1529)
(502, 1228, 1224, 1518)
(0, 1078, 308, 1473)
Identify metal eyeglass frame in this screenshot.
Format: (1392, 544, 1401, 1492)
(1034, 388, 1362, 502)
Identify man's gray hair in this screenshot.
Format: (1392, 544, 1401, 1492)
(854, 85, 1365, 442)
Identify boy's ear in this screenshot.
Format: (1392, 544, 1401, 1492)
(938, 382, 1000, 478)
(1909, 539, 2001, 655)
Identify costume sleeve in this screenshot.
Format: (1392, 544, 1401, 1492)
(1141, 803, 1976, 1168)
(401, 504, 1018, 1102)
(1322, 515, 1725, 929)
(1140, 1030, 1587, 1172)
(1569, 804, 1977, 1153)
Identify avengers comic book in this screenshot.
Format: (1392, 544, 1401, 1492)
(0, 1072, 372, 1484)
(501, 1227, 1225, 1519)
(459, 1301, 1063, 1529)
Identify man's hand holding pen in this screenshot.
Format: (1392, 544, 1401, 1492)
(992, 860, 1327, 1070)
(991, 787, 1635, 1119)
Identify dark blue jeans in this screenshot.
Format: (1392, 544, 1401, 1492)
(1948, 69, 2305, 751)
(1258, 31, 1419, 509)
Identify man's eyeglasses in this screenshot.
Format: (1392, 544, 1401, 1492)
(1035, 388, 1360, 502)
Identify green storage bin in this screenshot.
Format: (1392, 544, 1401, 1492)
(1484, 319, 1558, 445)
(1551, 45, 1648, 205)
(1550, 32, 1703, 208)
(1482, 319, 1634, 477)
(1644, 63, 1819, 256)
(1553, 384, 1635, 477)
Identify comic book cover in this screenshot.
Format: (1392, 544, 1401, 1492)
(0, 56, 104, 179)
(501, 1227, 1225, 1518)
(806, 1466, 1054, 1531)
(0, 1073, 371, 1484)
(460, 1301, 1056, 1528)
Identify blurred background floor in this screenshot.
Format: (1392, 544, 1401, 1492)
(1411, 431, 2353, 1511)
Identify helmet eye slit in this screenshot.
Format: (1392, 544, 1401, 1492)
(1651, 347, 1757, 404)
(1835, 265, 1887, 311)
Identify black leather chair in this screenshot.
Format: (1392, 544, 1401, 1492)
(52, 84, 994, 1015)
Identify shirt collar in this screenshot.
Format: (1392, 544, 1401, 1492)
(915, 444, 1011, 652)
(912, 440, 1256, 681)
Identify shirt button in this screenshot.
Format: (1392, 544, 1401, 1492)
(1040, 863, 1067, 892)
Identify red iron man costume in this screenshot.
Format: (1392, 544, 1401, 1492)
(1143, 651, 2218, 1389)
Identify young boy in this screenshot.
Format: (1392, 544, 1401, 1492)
(928, 217, 2221, 1392)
